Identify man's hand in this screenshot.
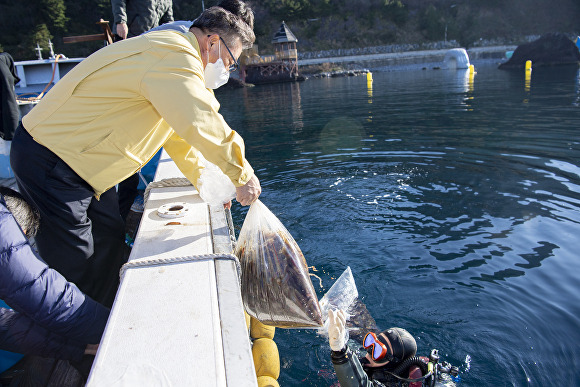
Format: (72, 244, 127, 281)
(328, 309, 347, 352)
(116, 23, 128, 39)
(236, 174, 261, 206)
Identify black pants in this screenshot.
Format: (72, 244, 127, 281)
(10, 124, 127, 307)
(118, 173, 140, 222)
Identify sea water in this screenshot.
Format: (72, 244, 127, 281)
(217, 62, 580, 386)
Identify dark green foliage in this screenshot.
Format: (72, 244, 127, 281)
(262, 0, 313, 20)
(1, 0, 580, 60)
(31, 24, 53, 54)
(172, 0, 204, 21)
(384, 0, 408, 26)
(0, 0, 103, 59)
(41, 0, 68, 30)
(419, 4, 446, 40)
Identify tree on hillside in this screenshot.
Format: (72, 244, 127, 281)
(42, 0, 68, 30)
(0, 0, 113, 60)
(0, 0, 67, 59)
(1, 0, 580, 61)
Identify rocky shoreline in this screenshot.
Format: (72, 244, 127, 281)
(297, 45, 515, 77)
(300, 45, 513, 72)
(223, 45, 515, 88)
(304, 69, 370, 78)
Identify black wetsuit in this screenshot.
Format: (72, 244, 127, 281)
(331, 347, 377, 387)
(331, 347, 423, 387)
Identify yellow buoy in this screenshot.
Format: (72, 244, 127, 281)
(257, 375, 280, 387)
(469, 64, 475, 75)
(367, 71, 373, 100)
(525, 73, 531, 93)
(252, 338, 280, 379)
(525, 60, 532, 71)
(250, 317, 276, 340)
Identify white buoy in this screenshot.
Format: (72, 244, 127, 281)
(444, 48, 470, 70)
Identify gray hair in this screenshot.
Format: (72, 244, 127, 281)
(216, 0, 254, 30)
(191, 4, 255, 49)
(0, 187, 40, 238)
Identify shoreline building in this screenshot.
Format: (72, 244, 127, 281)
(241, 21, 299, 84)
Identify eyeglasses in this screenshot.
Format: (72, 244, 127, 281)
(207, 35, 240, 72)
(220, 36, 240, 72)
(363, 332, 389, 361)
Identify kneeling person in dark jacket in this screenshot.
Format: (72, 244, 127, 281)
(0, 187, 109, 362)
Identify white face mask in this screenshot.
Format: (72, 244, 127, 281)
(204, 40, 230, 89)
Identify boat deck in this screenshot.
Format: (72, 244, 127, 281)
(0, 151, 257, 386)
(88, 151, 256, 386)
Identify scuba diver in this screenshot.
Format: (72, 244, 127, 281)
(327, 309, 459, 387)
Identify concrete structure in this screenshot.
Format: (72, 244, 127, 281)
(242, 22, 300, 84)
(299, 45, 516, 71)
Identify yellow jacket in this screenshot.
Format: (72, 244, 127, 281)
(22, 30, 253, 197)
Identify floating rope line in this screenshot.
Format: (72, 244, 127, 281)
(127, 179, 241, 282)
(119, 253, 241, 282)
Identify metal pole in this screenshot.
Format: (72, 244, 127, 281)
(202, 0, 205, 11)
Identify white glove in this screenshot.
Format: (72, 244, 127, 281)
(328, 309, 347, 351)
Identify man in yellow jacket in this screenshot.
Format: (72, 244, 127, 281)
(9, 1, 261, 306)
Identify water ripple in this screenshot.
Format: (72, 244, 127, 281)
(220, 65, 580, 386)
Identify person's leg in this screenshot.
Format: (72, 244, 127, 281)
(11, 125, 93, 280)
(84, 188, 128, 307)
(117, 173, 140, 222)
(10, 125, 126, 306)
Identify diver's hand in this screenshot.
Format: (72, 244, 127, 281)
(236, 174, 261, 206)
(328, 309, 347, 351)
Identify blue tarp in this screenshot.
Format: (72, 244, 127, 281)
(137, 149, 162, 190)
(0, 299, 23, 374)
(0, 139, 14, 179)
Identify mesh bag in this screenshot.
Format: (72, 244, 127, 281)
(235, 200, 323, 328)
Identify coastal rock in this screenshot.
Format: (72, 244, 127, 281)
(498, 33, 580, 69)
(222, 77, 254, 88)
(307, 69, 369, 78)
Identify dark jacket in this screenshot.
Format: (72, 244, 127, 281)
(0, 194, 109, 361)
(112, 0, 174, 38)
(0, 53, 20, 141)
